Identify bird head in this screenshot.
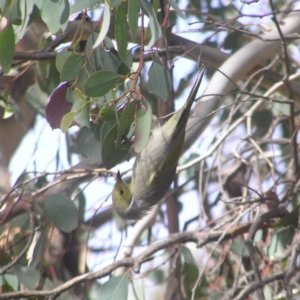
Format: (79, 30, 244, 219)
(112, 171, 134, 217)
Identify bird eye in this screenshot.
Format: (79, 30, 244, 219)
(120, 189, 124, 195)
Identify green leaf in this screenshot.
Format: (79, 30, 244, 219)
(134, 99, 152, 153)
(2, 0, 22, 25)
(78, 59, 95, 86)
(44, 195, 79, 233)
(180, 246, 197, 266)
(29, 230, 46, 268)
(60, 0, 70, 32)
(0, 0, 8, 11)
(14, 0, 35, 39)
(76, 123, 102, 164)
(60, 112, 75, 133)
(33, 0, 43, 10)
(252, 109, 273, 138)
(73, 102, 90, 127)
(10, 213, 29, 228)
(14, 267, 40, 290)
(223, 30, 243, 52)
(70, 90, 90, 127)
(182, 262, 198, 296)
(116, 100, 137, 147)
(93, 1, 110, 48)
(147, 56, 172, 101)
(265, 228, 295, 259)
(13, 233, 28, 265)
(120, 51, 132, 73)
(230, 238, 249, 257)
(101, 120, 117, 144)
(181, 250, 208, 300)
(147, 269, 164, 284)
(100, 108, 116, 122)
(70, 0, 101, 14)
(84, 71, 122, 97)
(86, 35, 122, 73)
(110, 0, 122, 7)
(36, 60, 59, 94)
(264, 285, 273, 299)
(98, 46, 121, 73)
(25, 83, 48, 116)
(128, 0, 138, 41)
(101, 124, 130, 169)
(99, 274, 129, 300)
(60, 54, 83, 82)
(41, 0, 69, 34)
(183, 264, 207, 298)
(4, 274, 18, 291)
(0, 24, 15, 73)
(115, 3, 128, 62)
(138, 0, 162, 47)
(56, 49, 72, 73)
(275, 205, 299, 228)
(167, 0, 185, 18)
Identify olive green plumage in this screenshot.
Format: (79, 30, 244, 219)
(112, 68, 205, 219)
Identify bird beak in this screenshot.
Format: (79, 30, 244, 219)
(116, 171, 122, 182)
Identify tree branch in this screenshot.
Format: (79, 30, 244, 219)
(0, 221, 281, 300)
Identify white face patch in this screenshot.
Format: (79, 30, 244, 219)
(128, 196, 135, 211)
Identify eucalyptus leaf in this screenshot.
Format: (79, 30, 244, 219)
(167, 0, 185, 18)
(25, 84, 48, 116)
(275, 206, 299, 228)
(115, 3, 128, 62)
(101, 124, 130, 169)
(110, 0, 123, 7)
(0, 23, 14, 73)
(93, 1, 110, 48)
(44, 195, 79, 233)
(60, 54, 83, 82)
(14, 267, 40, 290)
(10, 214, 29, 228)
(37, 60, 61, 95)
(76, 124, 102, 164)
(116, 100, 137, 147)
(138, 0, 162, 47)
(2, 0, 22, 25)
(60, 112, 75, 133)
(4, 274, 18, 291)
(29, 231, 46, 268)
(265, 228, 295, 259)
(101, 120, 116, 144)
(180, 246, 197, 266)
(99, 274, 129, 300)
(56, 49, 71, 73)
(71, 91, 90, 128)
(84, 71, 122, 97)
(134, 99, 152, 153)
(41, 0, 70, 34)
(13, 233, 28, 265)
(148, 56, 172, 101)
(98, 46, 121, 73)
(70, 0, 101, 14)
(100, 108, 116, 122)
(128, 0, 139, 41)
(14, 0, 35, 39)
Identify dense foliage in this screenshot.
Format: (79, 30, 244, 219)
(0, 0, 300, 299)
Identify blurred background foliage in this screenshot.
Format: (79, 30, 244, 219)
(0, 0, 300, 299)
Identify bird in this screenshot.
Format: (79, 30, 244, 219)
(112, 67, 205, 219)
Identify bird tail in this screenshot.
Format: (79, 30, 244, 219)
(177, 65, 206, 129)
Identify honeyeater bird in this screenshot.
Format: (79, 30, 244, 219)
(112, 67, 205, 219)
